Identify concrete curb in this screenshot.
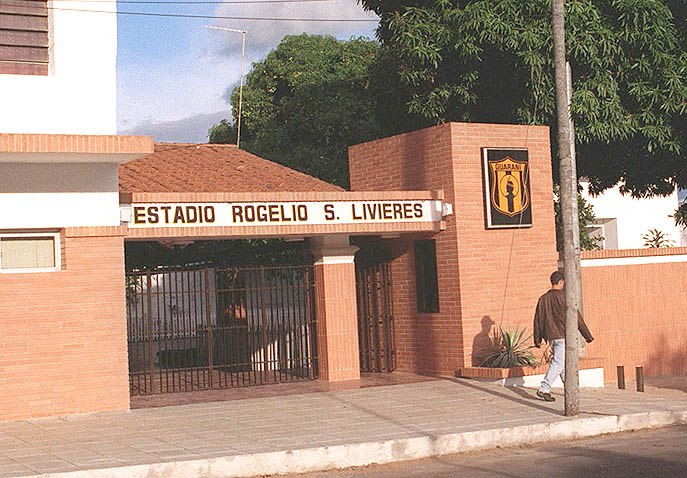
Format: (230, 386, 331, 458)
(30, 410, 687, 478)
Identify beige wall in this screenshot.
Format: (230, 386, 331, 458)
(581, 248, 687, 380)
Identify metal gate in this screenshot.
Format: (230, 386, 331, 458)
(356, 262, 395, 372)
(126, 264, 318, 396)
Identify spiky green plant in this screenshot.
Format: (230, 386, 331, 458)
(479, 325, 539, 368)
(641, 228, 676, 248)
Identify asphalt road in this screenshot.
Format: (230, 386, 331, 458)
(281, 425, 687, 478)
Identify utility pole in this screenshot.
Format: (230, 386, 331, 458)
(567, 62, 586, 360)
(551, 0, 581, 416)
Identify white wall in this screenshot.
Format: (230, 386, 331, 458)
(0, 163, 121, 228)
(0, 1, 117, 134)
(581, 181, 684, 249)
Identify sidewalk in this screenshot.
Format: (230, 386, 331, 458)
(1, 375, 686, 478)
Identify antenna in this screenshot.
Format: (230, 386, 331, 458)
(205, 25, 247, 149)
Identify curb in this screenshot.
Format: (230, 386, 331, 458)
(27, 410, 687, 478)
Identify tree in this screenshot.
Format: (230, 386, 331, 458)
(672, 198, 687, 227)
(208, 119, 236, 144)
(125, 239, 310, 271)
(359, 0, 686, 197)
(553, 188, 603, 251)
(211, 34, 391, 188)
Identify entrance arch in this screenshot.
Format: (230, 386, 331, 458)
(120, 144, 448, 392)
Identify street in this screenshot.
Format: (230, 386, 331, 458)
(283, 425, 687, 478)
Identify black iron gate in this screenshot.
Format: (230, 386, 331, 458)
(356, 262, 395, 372)
(126, 264, 318, 396)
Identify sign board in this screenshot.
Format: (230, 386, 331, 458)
(125, 200, 445, 228)
(482, 148, 532, 229)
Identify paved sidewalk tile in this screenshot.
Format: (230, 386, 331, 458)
(1, 378, 686, 478)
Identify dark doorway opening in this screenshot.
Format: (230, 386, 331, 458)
(355, 240, 396, 373)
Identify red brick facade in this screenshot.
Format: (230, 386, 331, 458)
(349, 123, 559, 375)
(3, 124, 685, 423)
(580, 247, 687, 379)
(0, 228, 130, 421)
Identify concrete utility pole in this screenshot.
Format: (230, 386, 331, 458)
(551, 0, 581, 416)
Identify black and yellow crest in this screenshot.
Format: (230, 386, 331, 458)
(482, 149, 532, 228)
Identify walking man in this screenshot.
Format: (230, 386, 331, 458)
(533, 270, 594, 402)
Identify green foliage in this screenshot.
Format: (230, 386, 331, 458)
(553, 185, 603, 251)
(479, 324, 539, 368)
(215, 34, 403, 188)
(360, 0, 687, 197)
(125, 239, 310, 272)
(673, 199, 687, 227)
(641, 228, 676, 248)
(208, 119, 236, 144)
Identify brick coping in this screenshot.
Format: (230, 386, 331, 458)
(456, 357, 605, 379)
(0, 134, 153, 154)
(580, 247, 687, 260)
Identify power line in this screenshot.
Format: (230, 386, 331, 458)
(50, 1, 334, 4)
(72, 8, 378, 22)
(3, 1, 379, 22)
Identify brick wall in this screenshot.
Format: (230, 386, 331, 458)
(581, 248, 687, 380)
(0, 230, 130, 421)
(349, 123, 559, 375)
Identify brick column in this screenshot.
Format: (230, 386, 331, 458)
(311, 235, 361, 381)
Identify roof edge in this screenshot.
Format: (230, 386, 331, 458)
(120, 190, 444, 204)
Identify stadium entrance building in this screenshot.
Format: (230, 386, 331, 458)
(1, 122, 562, 422)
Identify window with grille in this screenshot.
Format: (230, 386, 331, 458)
(0, 0, 49, 75)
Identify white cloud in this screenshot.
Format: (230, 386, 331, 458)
(118, 110, 229, 143)
(117, 52, 240, 128)
(117, 0, 378, 143)
(209, 0, 378, 56)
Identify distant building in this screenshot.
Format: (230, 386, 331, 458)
(581, 180, 686, 249)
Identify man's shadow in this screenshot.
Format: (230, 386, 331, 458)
(471, 315, 497, 366)
(469, 316, 559, 411)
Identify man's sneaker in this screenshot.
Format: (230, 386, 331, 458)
(536, 390, 556, 402)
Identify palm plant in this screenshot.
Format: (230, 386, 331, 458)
(641, 228, 675, 248)
(479, 325, 539, 368)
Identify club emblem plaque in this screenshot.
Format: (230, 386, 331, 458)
(482, 148, 532, 228)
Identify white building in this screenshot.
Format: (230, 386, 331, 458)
(581, 180, 686, 249)
(0, 0, 117, 134)
(0, 0, 147, 260)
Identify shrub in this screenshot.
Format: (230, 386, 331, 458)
(479, 325, 539, 368)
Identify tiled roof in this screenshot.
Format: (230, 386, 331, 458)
(119, 143, 344, 193)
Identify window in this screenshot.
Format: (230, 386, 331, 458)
(414, 239, 439, 313)
(0, 232, 60, 272)
(0, 0, 49, 76)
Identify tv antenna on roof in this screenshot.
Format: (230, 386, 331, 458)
(205, 25, 246, 149)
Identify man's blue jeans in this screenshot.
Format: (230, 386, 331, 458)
(539, 338, 565, 393)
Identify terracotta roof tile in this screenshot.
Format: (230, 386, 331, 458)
(119, 143, 343, 194)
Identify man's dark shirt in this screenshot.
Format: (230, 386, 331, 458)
(533, 289, 594, 346)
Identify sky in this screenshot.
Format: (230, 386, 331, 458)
(115, 0, 379, 143)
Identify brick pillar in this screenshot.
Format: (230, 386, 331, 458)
(311, 235, 361, 381)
